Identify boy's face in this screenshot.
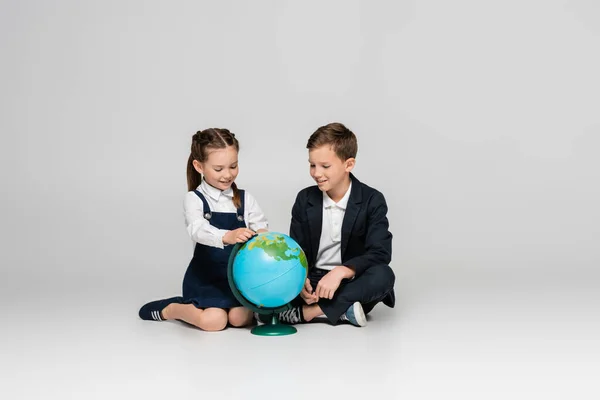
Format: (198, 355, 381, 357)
(308, 145, 355, 195)
(193, 146, 239, 191)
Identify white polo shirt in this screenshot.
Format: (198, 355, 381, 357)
(183, 180, 269, 249)
(314, 182, 352, 270)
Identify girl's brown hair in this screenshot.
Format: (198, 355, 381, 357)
(186, 128, 242, 208)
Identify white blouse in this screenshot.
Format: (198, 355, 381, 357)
(183, 180, 269, 249)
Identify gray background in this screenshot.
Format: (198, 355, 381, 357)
(1, 1, 599, 399)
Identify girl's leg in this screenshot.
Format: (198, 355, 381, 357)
(162, 304, 228, 331)
(227, 307, 254, 327)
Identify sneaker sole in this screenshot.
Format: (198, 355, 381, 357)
(352, 302, 367, 327)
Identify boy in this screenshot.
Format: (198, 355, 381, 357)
(277, 122, 395, 327)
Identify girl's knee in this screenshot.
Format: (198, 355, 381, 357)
(199, 308, 228, 331)
(228, 307, 253, 327)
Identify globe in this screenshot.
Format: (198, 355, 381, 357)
(227, 232, 308, 336)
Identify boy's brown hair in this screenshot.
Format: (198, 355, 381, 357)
(306, 122, 358, 161)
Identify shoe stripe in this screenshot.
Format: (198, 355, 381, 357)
(152, 310, 162, 321)
(278, 307, 301, 324)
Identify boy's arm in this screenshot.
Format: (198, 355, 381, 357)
(289, 191, 310, 261)
(342, 192, 392, 276)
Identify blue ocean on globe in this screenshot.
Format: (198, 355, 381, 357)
(232, 232, 308, 308)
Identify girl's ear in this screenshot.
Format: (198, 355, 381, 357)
(192, 160, 203, 174)
(345, 157, 356, 172)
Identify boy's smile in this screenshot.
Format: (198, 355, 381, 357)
(308, 145, 355, 202)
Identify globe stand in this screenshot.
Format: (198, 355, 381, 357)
(227, 242, 303, 336)
(251, 314, 297, 336)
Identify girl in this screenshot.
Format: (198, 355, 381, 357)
(138, 128, 268, 331)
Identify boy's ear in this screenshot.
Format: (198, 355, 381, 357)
(192, 159, 204, 174)
(345, 157, 356, 172)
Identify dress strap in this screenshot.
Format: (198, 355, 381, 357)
(193, 190, 212, 220)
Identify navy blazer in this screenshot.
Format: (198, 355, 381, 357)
(289, 173, 393, 277)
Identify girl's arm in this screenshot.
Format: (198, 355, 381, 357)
(244, 191, 269, 233)
(183, 191, 230, 249)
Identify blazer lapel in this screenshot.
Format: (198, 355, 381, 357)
(306, 189, 322, 266)
(341, 174, 362, 260)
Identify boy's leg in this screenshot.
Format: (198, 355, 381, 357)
(277, 265, 395, 325)
(274, 271, 326, 324)
(318, 264, 395, 324)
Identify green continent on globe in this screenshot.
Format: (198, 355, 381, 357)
(247, 234, 308, 269)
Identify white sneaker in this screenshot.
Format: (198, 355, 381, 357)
(339, 302, 367, 327)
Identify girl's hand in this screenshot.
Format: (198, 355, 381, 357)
(223, 228, 256, 245)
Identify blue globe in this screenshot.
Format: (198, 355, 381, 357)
(230, 232, 308, 309)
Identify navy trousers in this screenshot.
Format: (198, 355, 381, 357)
(292, 264, 396, 323)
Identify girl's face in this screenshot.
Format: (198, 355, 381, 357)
(193, 146, 239, 191)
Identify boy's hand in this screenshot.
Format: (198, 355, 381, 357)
(300, 278, 317, 304)
(222, 228, 256, 245)
(315, 269, 344, 300)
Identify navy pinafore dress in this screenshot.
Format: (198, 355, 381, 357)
(182, 189, 246, 309)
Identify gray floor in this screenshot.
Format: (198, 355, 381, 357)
(3, 1, 600, 399)
(3, 266, 598, 400)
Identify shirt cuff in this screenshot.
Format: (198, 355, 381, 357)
(214, 229, 229, 249)
(248, 221, 268, 232)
